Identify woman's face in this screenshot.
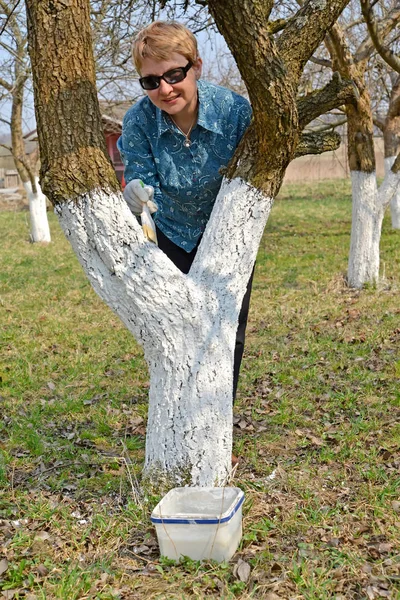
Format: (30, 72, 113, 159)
(140, 53, 202, 120)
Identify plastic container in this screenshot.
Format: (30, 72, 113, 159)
(150, 486, 244, 562)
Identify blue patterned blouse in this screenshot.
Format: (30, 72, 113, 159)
(117, 80, 252, 251)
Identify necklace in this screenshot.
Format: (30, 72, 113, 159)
(170, 114, 197, 148)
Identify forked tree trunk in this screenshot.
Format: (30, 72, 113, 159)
(55, 180, 270, 487)
(26, 0, 351, 490)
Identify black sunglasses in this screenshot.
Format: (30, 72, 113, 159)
(139, 62, 192, 90)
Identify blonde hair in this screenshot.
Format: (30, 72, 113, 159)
(132, 21, 198, 73)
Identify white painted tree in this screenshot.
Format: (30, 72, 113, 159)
(361, 0, 400, 230)
(324, 2, 400, 287)
(0, 0, 51, 242)
(26, 0, 355, 490)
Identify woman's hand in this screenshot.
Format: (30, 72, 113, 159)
(123, 179, 158, 215)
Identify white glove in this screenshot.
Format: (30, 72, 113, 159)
(123, 179, 158, 216)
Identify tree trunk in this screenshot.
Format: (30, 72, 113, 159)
(347, 171, 382, 287)
(383, 76, 400, 229)
(24, 178, 51, 243)
(10, 68, 51, 243)
(386, 158, 400, 229)
(54, 178, 270, 489)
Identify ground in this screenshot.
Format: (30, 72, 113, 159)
(0, 179, 399, 599)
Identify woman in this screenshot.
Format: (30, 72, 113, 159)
(117, 20, 252, 400)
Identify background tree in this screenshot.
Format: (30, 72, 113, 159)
(361, 0, 400, 229)
(0, 0, 51, 242)
(25, 0, 356, 490)
(322, 0, 400, 288)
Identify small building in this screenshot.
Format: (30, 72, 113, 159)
(99, 101, 133, 186)
(0, 100, 134, 189)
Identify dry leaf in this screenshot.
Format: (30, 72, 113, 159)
(0, 557, 8, 576)
(234, 558, 251, 582)
(307, 434, 324, 446)
(34, 531, 51, 542)
(36, 564, 49, 576)
(391, 501, 400, 512)
(2, 590, 18, 600)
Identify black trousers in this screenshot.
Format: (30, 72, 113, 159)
(156, 227, 254, 400)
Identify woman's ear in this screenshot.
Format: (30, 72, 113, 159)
(193, 57, 203, 80)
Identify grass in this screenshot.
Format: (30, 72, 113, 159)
(0, 179, 399, 599)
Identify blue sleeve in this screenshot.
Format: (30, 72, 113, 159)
(117, 111, 163, 206)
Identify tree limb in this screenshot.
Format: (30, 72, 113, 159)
(309, 55, 332, 68)
(277, 0, 351, 81)
(295, 130, 342, 157)
(309, 117, 348, 132)
(298, 72, 359, 129)
(0, 143, 13, 153)
(373, 116, 385, 131)
(0, 76, 13, 92)
(354, 4, 400, 63)
(360, 0, 400, 73)
(325, 23, 354, 76)
(268, 19, 288, 34)
(0, 0, 22, 36)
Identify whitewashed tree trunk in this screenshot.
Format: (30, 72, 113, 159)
(348, 168, 400, 288)
(348, 171, 381, 288)
(385, 157, 400, 229)
(55, 178, 271, 488)
(24, 177, 51, 242)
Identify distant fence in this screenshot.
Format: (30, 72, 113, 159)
(0, 138, 386, 188)
(284, 137, 385, 183)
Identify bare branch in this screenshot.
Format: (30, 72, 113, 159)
(309, 117, 347, 132)
(309, 55, 332, 68)
(0, 77, 13, 92)
(298, 72, 359, 129)
(0, 0, 22, 36)
(354, 4, 400, 63)
(0, 143, 13, 153)
(373, 116, 385, 131)
(268, 19, 288, 34)
(0, 39, 26, 64)
(360, 0, 400, 73)
(325, 23, 354, 76)
(295, 130, 342, 157)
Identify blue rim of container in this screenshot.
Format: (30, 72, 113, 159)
(151, 491, 245, 525)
